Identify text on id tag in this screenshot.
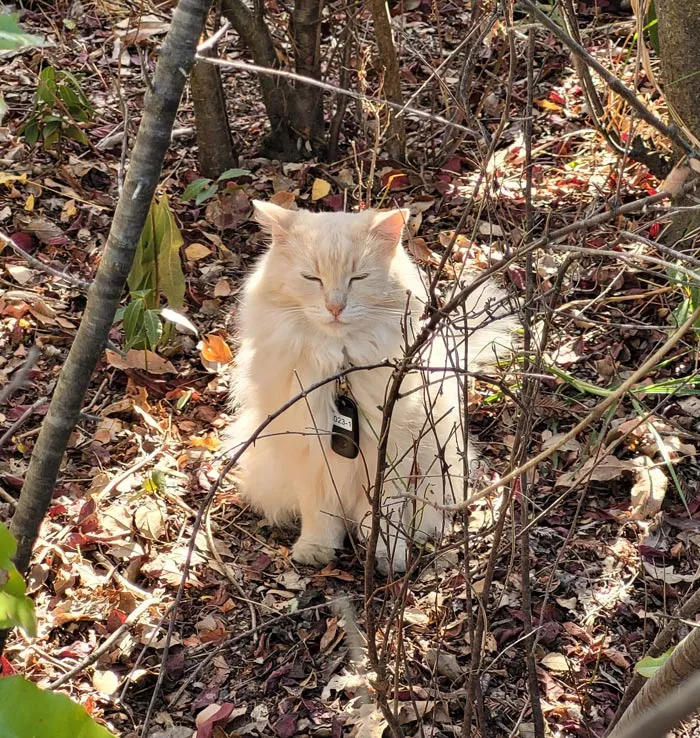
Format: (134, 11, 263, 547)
(331, 394, 359, 458)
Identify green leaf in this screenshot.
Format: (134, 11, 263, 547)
(636, 649, 674, 678)
(217, 168, 250, 181)
(154, 196, 186, 310)
(37, 66, 57, 106)
(0, 676, 116, 737)
(18, 119, 39, 146)
(143, 309, 163, 350)
(0, 524, 37, 637)
(42, 121, 61, 149)
(128, 202, 157, 297)
(64, 124, 88, 145)
(0, 94, 8, 126)
(143, 469, 166, 494)
(176, 389, 193, 410)
(195, 184, 218, 205)
(645, 1, 659, 55)
(122, 298, 145, 350)
(0, 522, 17, 565)
(182, 177, 213, 202)
(0, 13, 46, 50)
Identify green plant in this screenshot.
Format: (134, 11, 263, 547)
(0, 523, 36, 636)
(0, 523, 116, 736)
(0, 13, 45, 51)
(119, 195, 196, 351)
(19, 65, 94, 149)
(182, 168, 250, 205)
(0, 676, 116, 738)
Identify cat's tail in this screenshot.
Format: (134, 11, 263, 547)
(454, 277, 518, 372)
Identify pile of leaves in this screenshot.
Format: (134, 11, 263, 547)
(1, 0, 700, 737)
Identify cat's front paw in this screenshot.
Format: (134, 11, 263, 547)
(292, 538, 336, 567)
(375, 536, 408, 575)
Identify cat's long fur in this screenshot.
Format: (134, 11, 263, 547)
(225, 202, 516, 571)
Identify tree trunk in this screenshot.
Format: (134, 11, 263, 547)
(607, 586, 700, 732)
(608, 626, 700, 738)
(367, 0, 405, 161)
(191, 52, 238, 178)
(655, 0, 700, 250)
(291, 0, 325, 147)
(8, 0, 212, 577)
(221, 0, 297, 157)
(222, 0, 326, 158)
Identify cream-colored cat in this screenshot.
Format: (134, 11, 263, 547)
(226, 202, 515, 572)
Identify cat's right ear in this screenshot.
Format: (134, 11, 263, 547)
(252, 200, 297, 242)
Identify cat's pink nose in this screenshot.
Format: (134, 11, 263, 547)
(326, 302, 345, 318)
(325, 292, 347, 318)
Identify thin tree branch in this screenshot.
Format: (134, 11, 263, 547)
(197, 55, 479, 137)
(519, 0, 697, 158)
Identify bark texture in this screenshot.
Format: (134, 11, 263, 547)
(608, 626, 700, 738)
(9, 0, 212, 576)
(291, 0, 325, 144)
(367, 0, 405, 160)
(191, 54, 238, 178)
(656, 0, 700, 249)
(222, 0, 325, 158)
(607, 586, 700, 732)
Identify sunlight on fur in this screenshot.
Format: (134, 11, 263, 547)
(224, 202, 517, 573)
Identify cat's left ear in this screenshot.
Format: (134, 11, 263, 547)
(252, 200, 297, 241)
(369, 209, 410, 250)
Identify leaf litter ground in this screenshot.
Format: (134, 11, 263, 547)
(1, 1, 700, 737)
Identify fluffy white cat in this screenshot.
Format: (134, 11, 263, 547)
(225, 202, 515, 572)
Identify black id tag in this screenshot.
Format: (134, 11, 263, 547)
(331, 394, 360, 459)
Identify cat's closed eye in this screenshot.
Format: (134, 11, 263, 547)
(302, 274, 322, 283)
(350, 273, 369, 283)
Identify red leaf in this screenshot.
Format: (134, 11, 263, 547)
(549, 90, 566, 105)
(196, 703, 235, 738)
(273, 713, 298, 738)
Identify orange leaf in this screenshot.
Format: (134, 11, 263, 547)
(200, 334, 232, 363)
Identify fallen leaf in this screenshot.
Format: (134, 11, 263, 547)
(105, 349, 177, 374)
(6, 265, 33, 285)
(23, 216, 65, 244)
(200, 334, 232, 364)
(425, 648, 463, 680)
(311, 177, 332, 201)
(407, 236, 433, 263)
(92, 669, 119, 695)
(272, 713, 297, 738)
(346, 703, 388, 738)
(269, 191, 296, 208)
(186, 242, 212, 261)
(188, 436, 221, 452)
(627, 456, 668, 520)
(540, 652, 571, 672)
(195, 702, 235, 738)
(214, 278, 232, 297)
(134, 498, 167, 540)
(660, 165, 691, 196)
(556, 455, 635, 487)
(403, 608, 429, 626)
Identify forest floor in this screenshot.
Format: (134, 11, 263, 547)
(2, 1, 700, 737)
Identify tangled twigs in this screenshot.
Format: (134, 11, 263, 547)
(519, 0, 697, 159)
(0, 230, 91, 291)
(49, 597, 158, 689)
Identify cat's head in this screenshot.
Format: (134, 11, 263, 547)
(251, 201, 415, 334)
